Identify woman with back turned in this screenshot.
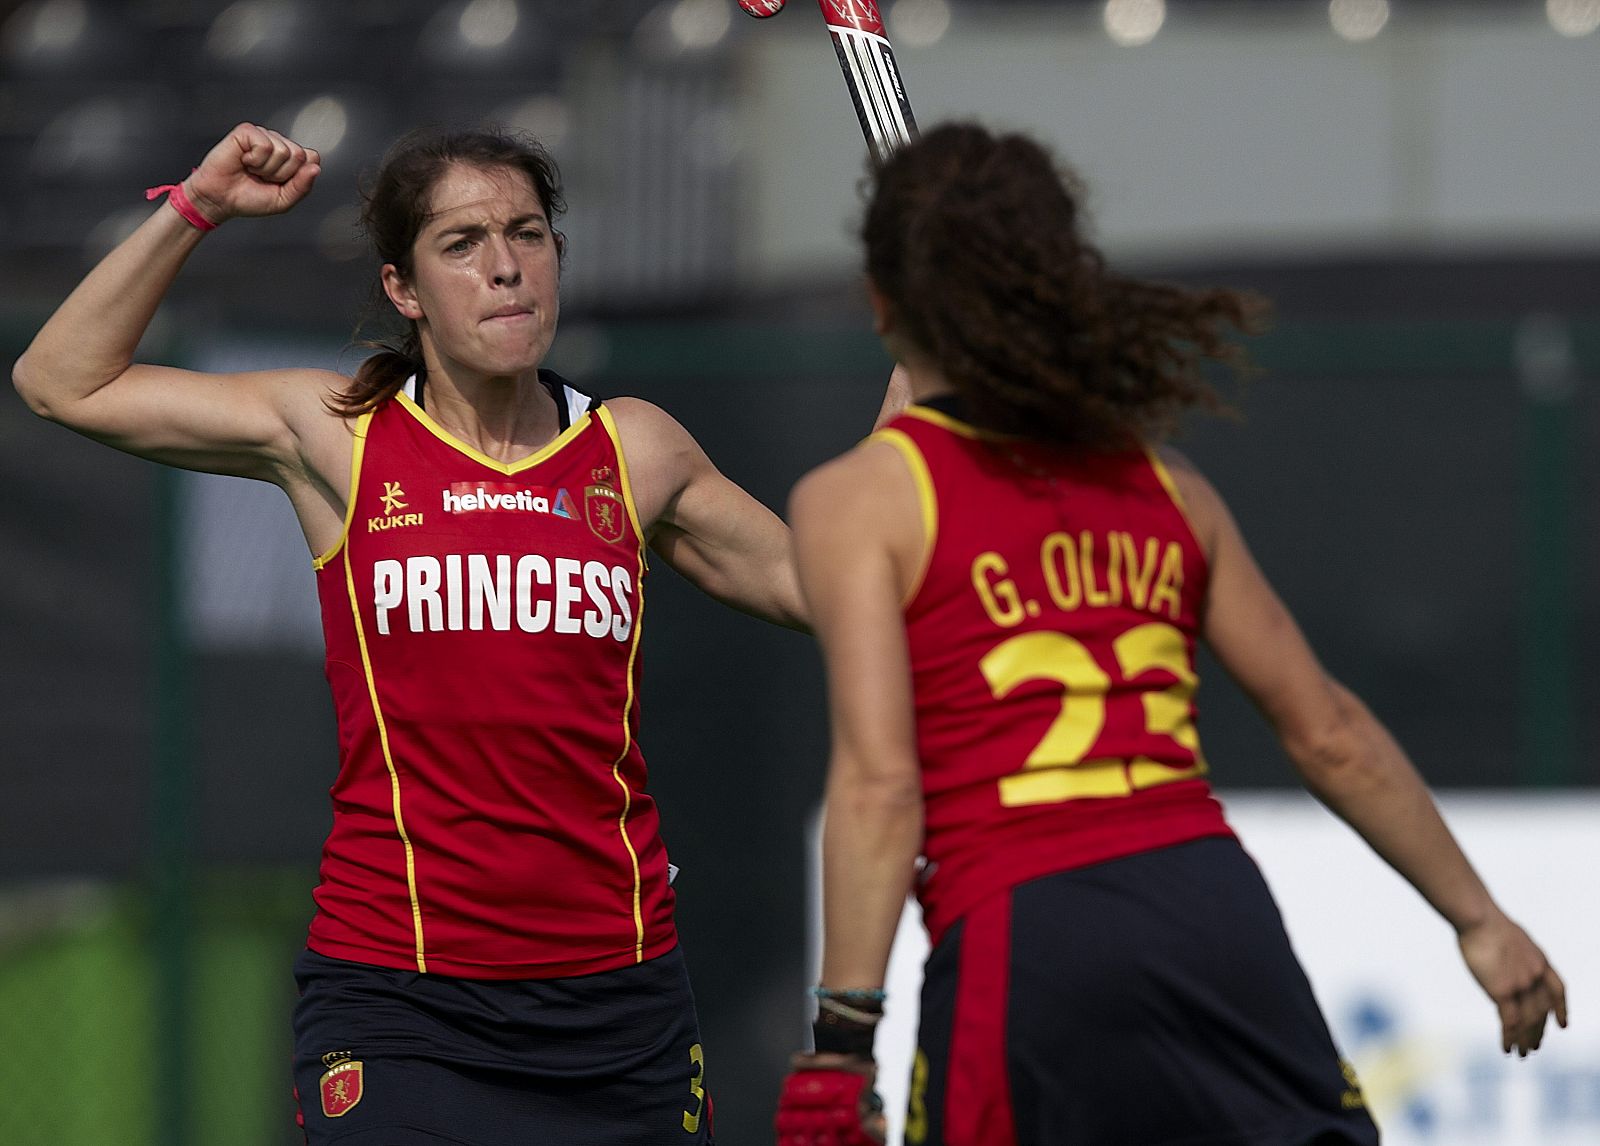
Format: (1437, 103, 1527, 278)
(13, 120, 904, 1144)
(775, 122, 1567, 1146)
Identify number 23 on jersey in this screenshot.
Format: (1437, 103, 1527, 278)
(981, 620, 1207, 807)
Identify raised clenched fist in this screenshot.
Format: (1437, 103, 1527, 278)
(182, 122, 321, 226)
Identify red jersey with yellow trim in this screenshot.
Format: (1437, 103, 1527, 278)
(309, 377, 676, 979)
(875, 403, 1234, 945)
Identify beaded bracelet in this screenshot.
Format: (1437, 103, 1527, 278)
(812, 986, 887, 1002)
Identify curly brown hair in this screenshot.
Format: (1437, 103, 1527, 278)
(863, 122, 1265, 447)
(331, 126, 567, 417)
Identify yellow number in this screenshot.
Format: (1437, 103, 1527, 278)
(1114, 621, 1208, 789)
(981, 631, 1117, 806)
(682, 1043, 706, 1134)
(984, 622, 1206, 807)
(904, 1049, 930, 1144)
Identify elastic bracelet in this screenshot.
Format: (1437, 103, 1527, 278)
(812, 986, 887, 1003)
(817, 995, 883, 1026)
(145, 180, 217, 233)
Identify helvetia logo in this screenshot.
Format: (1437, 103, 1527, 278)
(368, 481, 424, 533)
(442, 481, 577, 518)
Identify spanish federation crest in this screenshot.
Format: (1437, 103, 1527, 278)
(319, 1051, 364, 1118)
(585, 465, 626, 544)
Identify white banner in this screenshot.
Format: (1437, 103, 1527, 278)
(812, 792, 1599, 1146)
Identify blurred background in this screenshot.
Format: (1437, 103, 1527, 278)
(1, 0, 1596, 1143)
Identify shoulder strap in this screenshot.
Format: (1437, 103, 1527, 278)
(539, 369, 596, 430)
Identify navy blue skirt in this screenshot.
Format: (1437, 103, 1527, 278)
(908, 837, 1380, 1146)
(291, 944, 711, 1144)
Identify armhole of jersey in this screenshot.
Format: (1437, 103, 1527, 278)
(1145, 447, 1210, 573)
(594, 405, 648, 550)
(868, 427, 938, 609)
(312, 411, 373, 571)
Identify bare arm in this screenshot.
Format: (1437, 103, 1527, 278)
(12, 123, 329, 482)
(603, 363, 910, 630)
(791, 441, 927, 991)
(1167, 450, 1568, 1055)
(605, 397, 805, 627)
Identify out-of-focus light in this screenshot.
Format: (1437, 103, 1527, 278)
(33, 98, 125, 177)
(207, 0, 297, 60)
(669, 0, 731, 50)
(459, 0, 518, 49)
(290, 96, 349, 156)
(888, 0, 950, 49)
(4, 0, 89, 56)
(1514, 314, 1577, 401)
(494, 95, 572, 149)
(1330, 0, 1389, 42)
(1548, 0, 1600, 37)
(1103, 0, 1164, 47)
(634, 0, 732, 59)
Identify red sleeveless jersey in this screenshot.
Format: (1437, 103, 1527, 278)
(309, 383, 676, 978)
(875, 405, 1234, 944)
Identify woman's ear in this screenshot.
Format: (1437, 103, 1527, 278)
(381, 264, 423, 321)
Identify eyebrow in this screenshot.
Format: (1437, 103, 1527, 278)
(430, 212, 549, 240)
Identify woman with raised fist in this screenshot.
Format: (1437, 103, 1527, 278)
(15, 120, 902, 1145)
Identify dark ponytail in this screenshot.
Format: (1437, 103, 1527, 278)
(863, 122, 1265, 447)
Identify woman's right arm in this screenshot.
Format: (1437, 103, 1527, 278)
(1166, 452, 1568, 1057)
(11, 123, 330, 481)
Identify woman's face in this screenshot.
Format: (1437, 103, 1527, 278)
(382, 162, 561, 383)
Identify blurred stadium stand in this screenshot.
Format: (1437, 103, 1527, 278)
(2, 1, 1597, 1144)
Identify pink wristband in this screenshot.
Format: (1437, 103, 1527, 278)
(145, 180, 218, 232)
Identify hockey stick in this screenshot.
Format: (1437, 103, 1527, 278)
(739, 0, 919, 165)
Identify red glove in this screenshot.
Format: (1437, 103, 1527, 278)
(775, 1058, 886, 1146)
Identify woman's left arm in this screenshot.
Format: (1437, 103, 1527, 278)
(607, 372, 910, 631)
(790, 440, 927, 991)
(774, 438, 925, 1143)
(607, 396, 807, 627)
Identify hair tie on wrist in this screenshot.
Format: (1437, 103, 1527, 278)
(145, 180, 217, 232)
(817, 996, 884, 1025)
